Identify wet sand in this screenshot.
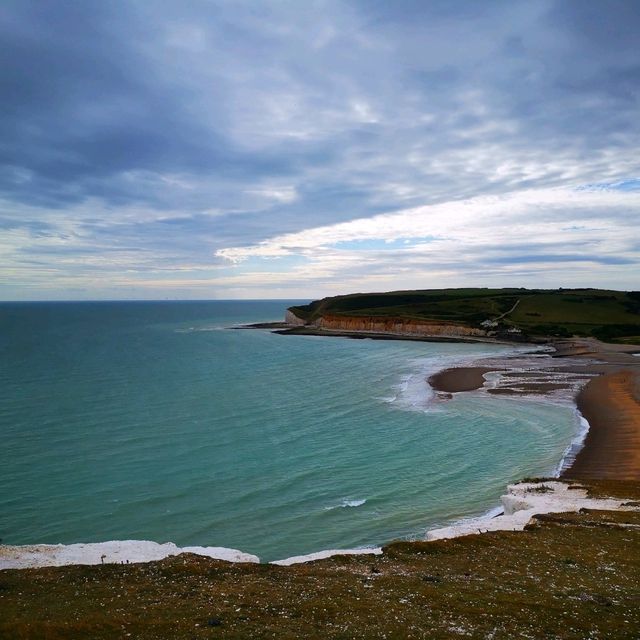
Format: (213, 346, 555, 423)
(428, 367, 498, 393)
(564, 370, 640, 481)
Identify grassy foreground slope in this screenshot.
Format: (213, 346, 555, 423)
(1, 481, 639, 639)
(289, 288, 640, 341)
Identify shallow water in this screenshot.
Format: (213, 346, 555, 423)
(0, 301, 579, 561)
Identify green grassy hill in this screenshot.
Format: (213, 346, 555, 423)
(289, 288, 640, 341)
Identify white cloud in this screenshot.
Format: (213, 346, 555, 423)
(212, 185, 639, 295)
(217, 186, 640, 261)
(245, 185, 298, 204)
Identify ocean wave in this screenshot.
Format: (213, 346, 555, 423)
(174, 325, 227, 333)
(342, 498, 366, 508)
(325, 498, 367, 511)
(389, 348, 525, 412)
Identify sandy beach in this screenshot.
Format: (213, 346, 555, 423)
(427, 337, 640, 481)
(568, 370, 640, 480)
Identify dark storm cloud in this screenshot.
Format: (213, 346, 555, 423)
(0, 1, 303, 210)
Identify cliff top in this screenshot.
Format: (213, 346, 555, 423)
(2, 479, 639, 639)
(289, 287, 640, 341)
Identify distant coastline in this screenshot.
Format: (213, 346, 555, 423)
(245, 312, 640, 485)
(274, 301, 640, 482)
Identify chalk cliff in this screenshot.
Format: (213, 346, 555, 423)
(284, 309, 307, 326)
(285, 309, 485, 338)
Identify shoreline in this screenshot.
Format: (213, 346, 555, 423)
(2, 334, 639, 572)
(274, 324, 529, 345)
(566, 370, 640, 480)
(239, 320, 532, 345)
(428, 366, 503, 393)
(426, 337, 640, 481)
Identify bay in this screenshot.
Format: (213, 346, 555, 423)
(0, 301, 578, 561)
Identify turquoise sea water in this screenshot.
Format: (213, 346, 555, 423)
(0, 301, 579, 561)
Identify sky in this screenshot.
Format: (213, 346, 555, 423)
(1, 0, 639, 300)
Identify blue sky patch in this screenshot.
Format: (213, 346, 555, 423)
(332, 237, 438, 251)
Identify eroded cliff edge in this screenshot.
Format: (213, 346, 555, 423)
(284, 308, 487, 339)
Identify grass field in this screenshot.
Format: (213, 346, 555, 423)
(289, 288, 640, 341)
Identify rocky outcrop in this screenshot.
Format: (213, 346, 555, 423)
(285, 309, 307, 326)
(285, 309, 485, 338)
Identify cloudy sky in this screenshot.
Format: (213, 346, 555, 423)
(1, 0, 639, 300)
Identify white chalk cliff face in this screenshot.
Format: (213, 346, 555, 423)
(284, 309, 306, 326)
(271, 547, 382, 566)
(0, 540, 259, 570)
(425, 481, 634, 541)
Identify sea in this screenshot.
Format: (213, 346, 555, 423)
(0, 300, 581, 562)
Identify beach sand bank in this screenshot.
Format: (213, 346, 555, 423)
(428, 367, 499, 393)
(567, 370, 640, 481)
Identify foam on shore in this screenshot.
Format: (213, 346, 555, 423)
(389, 344, 535, 412)
(555, 411, 591, 476)
(424, 346, 601, 480)
(0, 540, 259, 570)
